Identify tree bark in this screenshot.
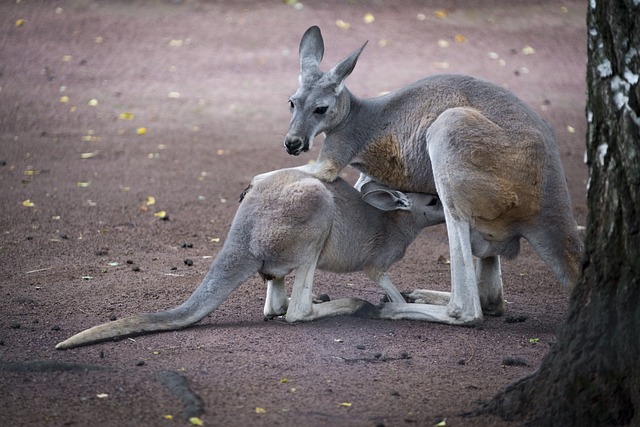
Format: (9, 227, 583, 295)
(479, 1, 640, 425)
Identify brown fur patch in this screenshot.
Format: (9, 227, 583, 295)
(357, 134, 413, 189)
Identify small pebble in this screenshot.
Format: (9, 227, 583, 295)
(136, 360, 145, 366)
(10, 322, 21, 329)
(51, 325, 60, 331)
(132, 266, 140, 272)
(184, 259, 194, 266)
(109, 314, 117, 321)
(355, 344, 366, 350)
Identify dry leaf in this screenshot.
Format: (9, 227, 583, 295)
(88, 99, 99, 107)
(255, 407, 266, 414)
(363, 13, 375, 24)
(15, 19, 26, 27)
(522, 46, 536, 55)
(163, 415, 173, 420)
(154, 211, 168, 219)
(434, 9, 447, 19)
(77, 181, 90, 187)
(567, 125, 576, 133)
(118, 112, 134, 120)
(189, 417, 204, 426)
(454, 34, 467, 43)
(335, 19, 351, 30)
(80, 151, 98, 159)
(339, 402, 352, 407)
(59, 96, 70, 103)
(136, 127, 147, 135)
(146, 196, 156, 206)
(22, 199, 35, 208)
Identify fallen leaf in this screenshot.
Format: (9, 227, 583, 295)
(76, 181, 90, 187)
(522, 45, 536, 55)
(163, 415, 173, 420)
(189, 417, 204, 426)
(22, 199, 35, 208)
(62, 55, 73, 62)
(280, 378, 289, 383)
(59, 96, 70, 103)
(528, 338, 540, 344)
(88, 99, 99, 107)
(96, 393, 108, 399)
(15, 19, 26, 27)
(437, 39, 450, 48)
(454, 34, 467, 43)
(154, 211, 168, 219)
(146, 196, 156, 206)
(169, 39, 183, 47)
(255, 407, 266, 414)
(335, 19, 351, 30)
(363, 13, 375, 24)
(338, 402, 352, 407)
(80, 151, 98, 159)
(334, 338, 344, 343)
(107, 262, 119, 267)
(210, 237, 220, 243)
(435, 419, 447, 426)
(136, 127, 147, 135)
(434, 9, 447, 19)
(567, 125, 576, 133)
(118, 112, 134, 120)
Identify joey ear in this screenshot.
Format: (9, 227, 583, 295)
(299, 26, 325, 73)
(362, 189, 411, 212)
(326, 41, 368, 92)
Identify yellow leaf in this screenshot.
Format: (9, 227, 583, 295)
(435, 419, 447, 426)
(62, 55, 72, 62)
(118, 112, 134, 120)
(363, 13, 375, 24)
(136, 127, 147, 135)
(189, 417, 204, 426)
(146, 196, 156, 206)
(454, 34, 467, 43)
(77, 181, 90, 187)
(80, 151, 98, 159)
(339, 402, 352, 407)
(163, 415, 173, 420)
(434, 9, 447, 19)
(210, 237, 221, 243)
(255, 407, 266, 414)
(15, 19, 25, 27)
(335, 19, 350, 30)
(88, 99, 99, 107)
(280, 378, 289, 383)
(567, 125, 576, 133)
(22, 199, 35, 208)
(59, 96, 70, 103)
(154, 211, 168, 219)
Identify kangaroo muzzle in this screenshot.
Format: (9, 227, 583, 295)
(284, 136, 308, 156)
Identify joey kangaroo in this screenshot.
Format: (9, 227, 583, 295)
(56, 169, 444, 349)
(271, 26, 583, 324)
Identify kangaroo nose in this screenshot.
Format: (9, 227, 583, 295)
(284, 136, 304, 155)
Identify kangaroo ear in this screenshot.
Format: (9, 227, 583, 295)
(362, 189, 411, 212)
(326, 41, 368, 92)
(299, 26, 324, 73)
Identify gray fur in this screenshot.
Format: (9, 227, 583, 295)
(56, 169, 443, 349)
(276, 26, 583, 324)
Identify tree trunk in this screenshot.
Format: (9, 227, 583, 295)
(479, 1, 640, 425)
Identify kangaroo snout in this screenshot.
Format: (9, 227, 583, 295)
(284, 136, 307, 155)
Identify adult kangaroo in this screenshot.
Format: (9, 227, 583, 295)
(278, 25, 583, 324)
(56, 169, 443, 349)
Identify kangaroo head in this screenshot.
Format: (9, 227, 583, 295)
(362, 187, 444, 228)
(284, 26, 367, 156)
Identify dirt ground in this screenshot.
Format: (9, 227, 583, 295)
(0, 1, 588, 426)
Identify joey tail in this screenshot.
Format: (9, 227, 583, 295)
(56, 249, 260, 349)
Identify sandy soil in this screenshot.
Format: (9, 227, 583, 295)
(0, 1, 587, 426)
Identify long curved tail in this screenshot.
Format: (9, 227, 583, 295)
(56, 249, 260, 349)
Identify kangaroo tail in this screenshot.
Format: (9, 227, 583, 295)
(56, 251, 260, 350)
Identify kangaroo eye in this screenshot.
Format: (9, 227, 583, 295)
(288, 100, 295, 110)
(314, 106, 328, 115)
